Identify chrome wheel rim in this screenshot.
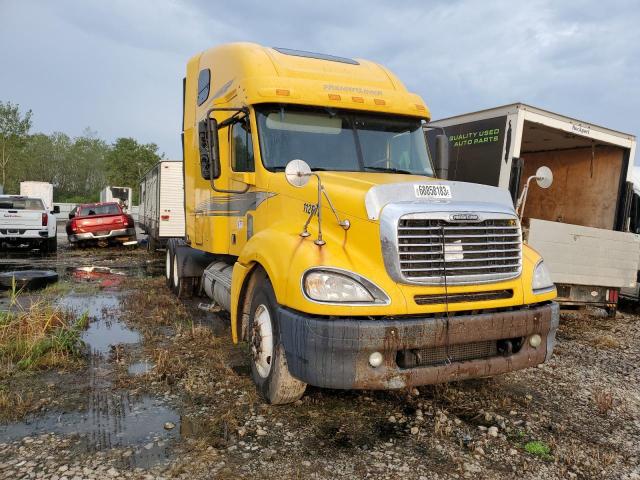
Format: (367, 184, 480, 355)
(251, 304, 273, 378)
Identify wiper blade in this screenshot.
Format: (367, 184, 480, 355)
(364, 166, 413, 174)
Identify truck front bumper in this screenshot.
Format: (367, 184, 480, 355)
(277, 302, 559, 390)
(68, 228, 136, 243)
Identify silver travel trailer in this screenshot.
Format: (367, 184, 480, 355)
(138, 161, 185, 251)
(427, 103, 639, 313)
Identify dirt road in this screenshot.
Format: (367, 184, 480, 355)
(0, 240, 638, 479)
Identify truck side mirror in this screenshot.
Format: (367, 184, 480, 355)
(53, 205, 60, 214)
(68, 212, 75, 219)
(208, 117, 221, 180)
(535, 166, 553, 189)
(434, 134, 449, 180)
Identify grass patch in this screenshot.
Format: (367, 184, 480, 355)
(122, 277, 191, 327)
(0, 292, 88, 373)
(40, 279, 101, 297)
(524, 440, 553, 460)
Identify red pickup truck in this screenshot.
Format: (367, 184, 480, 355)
(66, 202, 137, 247)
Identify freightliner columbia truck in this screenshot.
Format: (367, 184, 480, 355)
(168, 43, 559, 404)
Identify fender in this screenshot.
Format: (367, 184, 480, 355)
(237, 228, 300, 304)
(231, 261, 250, 343)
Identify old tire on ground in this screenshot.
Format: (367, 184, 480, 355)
(248, 276, 306, 404)
(0, 270, 59, 291)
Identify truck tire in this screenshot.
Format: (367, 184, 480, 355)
(165, 243, 174, 289)
(248, 277, 306, 404)
(166, 239, 194, 297)
(46, 237, 57, 254)
(171, 250, 195, 298)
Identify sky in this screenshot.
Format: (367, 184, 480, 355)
(1, 0, 640, 170)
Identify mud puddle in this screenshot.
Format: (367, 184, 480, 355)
(0, 394, 180, 468)
(0, 290, 181, 468)
(60, 294, 141, 355)
(67, 264, 164, 284)
(128, 360, 155, 376)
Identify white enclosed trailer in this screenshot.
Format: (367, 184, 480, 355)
(20, 182, 54, 211)
(138, 161, 185, 250)
(100, 186, 133, 211)
(427, 103, 639, 313)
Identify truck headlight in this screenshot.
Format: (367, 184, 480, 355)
(303, 269, 389, 304)
(532, 260, 554, 293)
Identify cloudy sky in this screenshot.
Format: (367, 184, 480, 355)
(1, 0, 639, 168)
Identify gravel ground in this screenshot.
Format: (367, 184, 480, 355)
(0, 242, 639, 479)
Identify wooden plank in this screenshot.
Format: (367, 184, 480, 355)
(520, 145, 623, 230)
(527, 218, 640, 288)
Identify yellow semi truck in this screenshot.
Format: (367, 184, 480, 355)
(168, 42, 559, 404)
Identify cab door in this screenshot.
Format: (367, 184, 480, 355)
(228, 118, 256, 256)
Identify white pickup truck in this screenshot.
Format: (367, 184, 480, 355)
(0, 195, 58, 253)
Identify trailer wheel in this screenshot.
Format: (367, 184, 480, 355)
(165, 244, 174, 289)
(248, 277, 306, 404)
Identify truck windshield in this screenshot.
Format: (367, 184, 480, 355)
(0, 198, 44, 210)
(256, 105, 433, 175)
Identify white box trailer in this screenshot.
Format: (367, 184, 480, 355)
(100, 186, 133, 211)
(20, 181, 53, 211)
(427, 103, 639, 313)
(139, 161, 185, 250)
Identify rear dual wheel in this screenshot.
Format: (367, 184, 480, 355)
(165, 239, 194, 298)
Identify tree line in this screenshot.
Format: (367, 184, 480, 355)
(0, 101, 163, 204)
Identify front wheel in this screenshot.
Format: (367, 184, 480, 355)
(249, 277, 306, 404)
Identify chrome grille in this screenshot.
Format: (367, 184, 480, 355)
(397, 217, 522, 285)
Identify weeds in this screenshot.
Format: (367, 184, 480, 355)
(524, 440, 553, 460)
(122, 277, 190, 327)
(0, 386, 34, 420)
(590, 334, 621, 349)
(0, 290, 88, 372)
(593, 389, 614, 415)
